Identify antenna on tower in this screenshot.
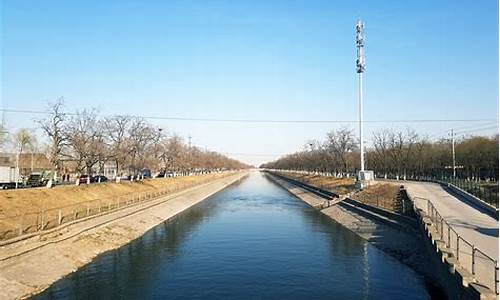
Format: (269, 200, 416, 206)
(356, 20, 366, 74)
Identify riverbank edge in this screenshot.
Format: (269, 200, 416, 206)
(0, 171, 249, 300)
(263, 171, 477, 300)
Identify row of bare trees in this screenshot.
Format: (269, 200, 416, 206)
(261, 127, 499, 181)
(27, 99, 247, 176)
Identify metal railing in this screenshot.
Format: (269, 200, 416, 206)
(0, 173, 234, 243)
(413, 196, 498, 294)
(443, 177, 498, 208)
(377, 174, 499, 208)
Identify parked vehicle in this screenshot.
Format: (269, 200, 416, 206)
(26, 172, 50, 188)
(78, 175, 90, 184)
(0, 166, 20, 189)
(141, 168, 152, 178)
(91, 175, 108, 183)
(155, 171, 174, 178)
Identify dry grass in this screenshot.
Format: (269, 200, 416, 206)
(277, 172, 401, 212)
(0, 173, 229, 218)
(353, 184, 401, 211)
(278, 172, 356, 195)
(0, 173, 233, 240)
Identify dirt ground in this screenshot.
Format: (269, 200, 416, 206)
(353, 184, 402, 212)
(0, 173, 233, 240)
(277, 172, 401, 212)
(279, 172, 356, 194)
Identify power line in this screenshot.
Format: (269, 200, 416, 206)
(221, 152, 283, 157)
(427, 121, 498, 139)
(455, 125, 498, 135)
(1, 108, 497, 124)
(452, 121, 498, 132)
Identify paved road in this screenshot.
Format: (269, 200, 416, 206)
(402, 181, 498, 260)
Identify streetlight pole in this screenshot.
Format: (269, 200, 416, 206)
(15, 153, 19, 189)
(451, 129, 456, 178)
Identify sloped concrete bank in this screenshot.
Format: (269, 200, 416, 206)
(0, 171, 249, 300)
(264, 171, 478, 300)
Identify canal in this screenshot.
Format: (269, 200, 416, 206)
(34, 172, 431, 299)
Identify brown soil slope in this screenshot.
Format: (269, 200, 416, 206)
(278, 172, 356, 194)
(0, 173, 232, 239)
(0, 174, 229, 217)
(352, 184, 401, 211)
(276, 172, 401, 212)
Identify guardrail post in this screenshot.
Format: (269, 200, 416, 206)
(495, 261, 498, 295)
(40, 210, 44, 230)
(472, 245, 476, 275)
(18, 214, 23, 235)
(58, 209, 62, 225)
(456, 236, 460, 260)
(440, 219, 443, 239)
(447, 226, 450, 247)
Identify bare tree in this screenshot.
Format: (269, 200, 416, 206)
(65, 109, 106, 174)
(325, 127, 357, 175)
(128, 117, 155, 174)
(38, 98, 67, 172)
(104, 115, 132, 176)
(161, 135, 185, 172)
(13, 128, 35, 155)
(372, 130, 391, 178)
(0, 125, 8, 150)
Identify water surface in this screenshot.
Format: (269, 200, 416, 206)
(35, 172, 430, 299)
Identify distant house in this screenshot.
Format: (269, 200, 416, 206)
(94, 162, 118, 179)
(0, 152, 52, 177)
(18, 153, 52, 176)
(59, 159, 119, 179)
(105, 163, 118, 179)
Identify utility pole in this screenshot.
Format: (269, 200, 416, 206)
(188, 135, 192, 148)
(15, 153, 19, 189)
(451, 129, 456, 178)
(356, 20, 366, 172)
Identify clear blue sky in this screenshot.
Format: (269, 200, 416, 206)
(1, 0, 498, 165)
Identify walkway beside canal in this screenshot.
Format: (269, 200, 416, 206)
(403, 181, 498, 262)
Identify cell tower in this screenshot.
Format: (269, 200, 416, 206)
(356, 20, 366, 172)
(355, 20, 373, 187)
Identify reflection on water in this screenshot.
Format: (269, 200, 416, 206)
(34, 172, 430, 300)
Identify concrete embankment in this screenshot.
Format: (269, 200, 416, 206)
(0, 171, 248, 300)
(264, 171, 474, 300)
